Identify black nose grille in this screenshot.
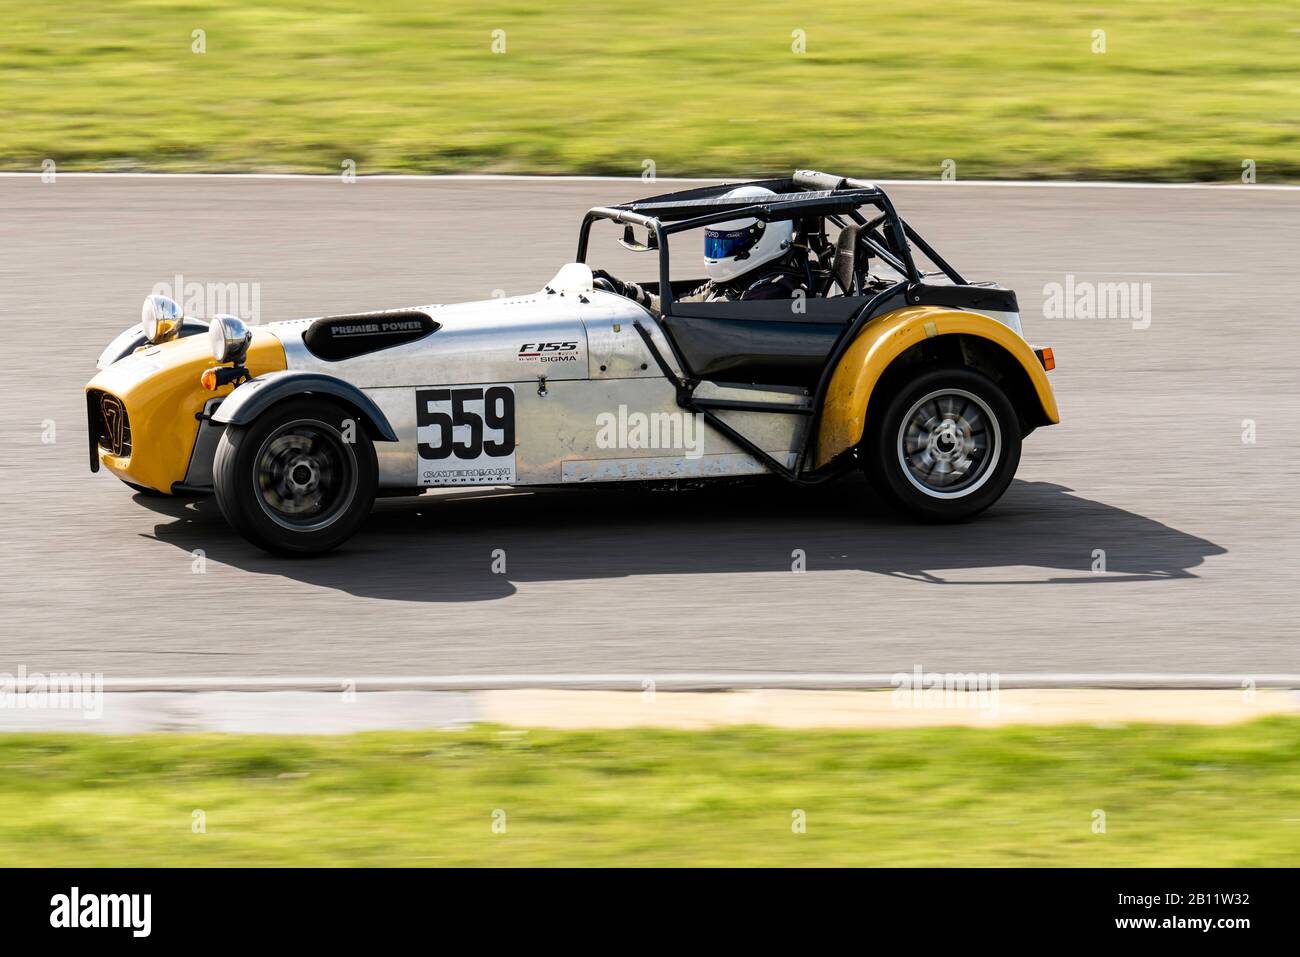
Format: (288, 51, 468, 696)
(88, 389, 131, 458)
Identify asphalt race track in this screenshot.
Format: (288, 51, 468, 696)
(2, 176, 1298, 680)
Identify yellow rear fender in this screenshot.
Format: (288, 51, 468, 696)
(814, 306, 1059, 468)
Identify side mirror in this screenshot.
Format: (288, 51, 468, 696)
(618, 224, 658, 252)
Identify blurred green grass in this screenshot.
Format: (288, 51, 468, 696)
(3, 719, 1300, 865)
(1, 1, 1297, 179)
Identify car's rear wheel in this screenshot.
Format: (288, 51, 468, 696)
(864, 365, 1021, 521)
(213, 398, 377, 555)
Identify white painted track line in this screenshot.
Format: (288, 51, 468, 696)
(1, 171, 1297, 190)
(38, 673, 1300, 692)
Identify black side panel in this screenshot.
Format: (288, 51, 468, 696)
(909, 283, 1018, 313)
(669, 296, 866, 324)
(654, 284, 1015, 387)
(303, 311, 438, 361)
(661, 296, 873, 385)
(661, 316, 847, 386)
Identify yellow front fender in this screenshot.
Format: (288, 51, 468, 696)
(814, 306, 1059, 468)
(87, 330, 286, 492)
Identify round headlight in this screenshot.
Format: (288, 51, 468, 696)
(209, 314, 252, 364)
(141, 295, 183, 344)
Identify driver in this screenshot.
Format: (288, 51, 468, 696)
(593, 186, 807, 314)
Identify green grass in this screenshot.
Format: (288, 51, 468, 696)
(3, 719, 1300, 865)
(0, 1, 1297, 179)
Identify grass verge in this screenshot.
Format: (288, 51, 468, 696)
(1, 1, 1297, 180)
(3, 718, 1299, 865)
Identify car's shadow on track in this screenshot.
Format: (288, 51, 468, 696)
(137, 477, 1227, 603)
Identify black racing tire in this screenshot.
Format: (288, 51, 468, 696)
(213, 397, 377, 556)
(864, 365, 1022, 522)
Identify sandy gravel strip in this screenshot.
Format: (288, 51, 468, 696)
(478, 689, 1300, 729)
(75, 673, 1300, 691)
(0, 689, 1294, 733)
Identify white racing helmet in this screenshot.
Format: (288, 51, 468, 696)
(703, 186, 794, 283)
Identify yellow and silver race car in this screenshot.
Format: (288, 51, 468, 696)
(85, 170, 1058, 555)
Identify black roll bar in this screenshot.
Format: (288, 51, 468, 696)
(577, 207, 675, 311)
(902, 221, 966, 285)
(575, 179, 948, 312)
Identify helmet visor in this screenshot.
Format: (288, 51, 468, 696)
(704, 226, 759, 260)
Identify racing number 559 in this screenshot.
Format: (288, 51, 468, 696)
(416, 386, 516, 460)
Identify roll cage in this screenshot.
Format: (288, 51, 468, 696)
(574, 170, 976, 485)
(575, 169, 967, 314)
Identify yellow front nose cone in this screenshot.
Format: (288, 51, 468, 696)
(86, 330, 286, 493)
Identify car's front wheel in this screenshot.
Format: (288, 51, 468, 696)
(864, 366, 1022, 521)
(213, 398, 377, 555)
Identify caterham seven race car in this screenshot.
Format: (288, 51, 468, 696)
(85, 170, 1059, 555)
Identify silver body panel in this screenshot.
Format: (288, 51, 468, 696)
(965, 308, 1022, 336)
(261, 266, 803, 489)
